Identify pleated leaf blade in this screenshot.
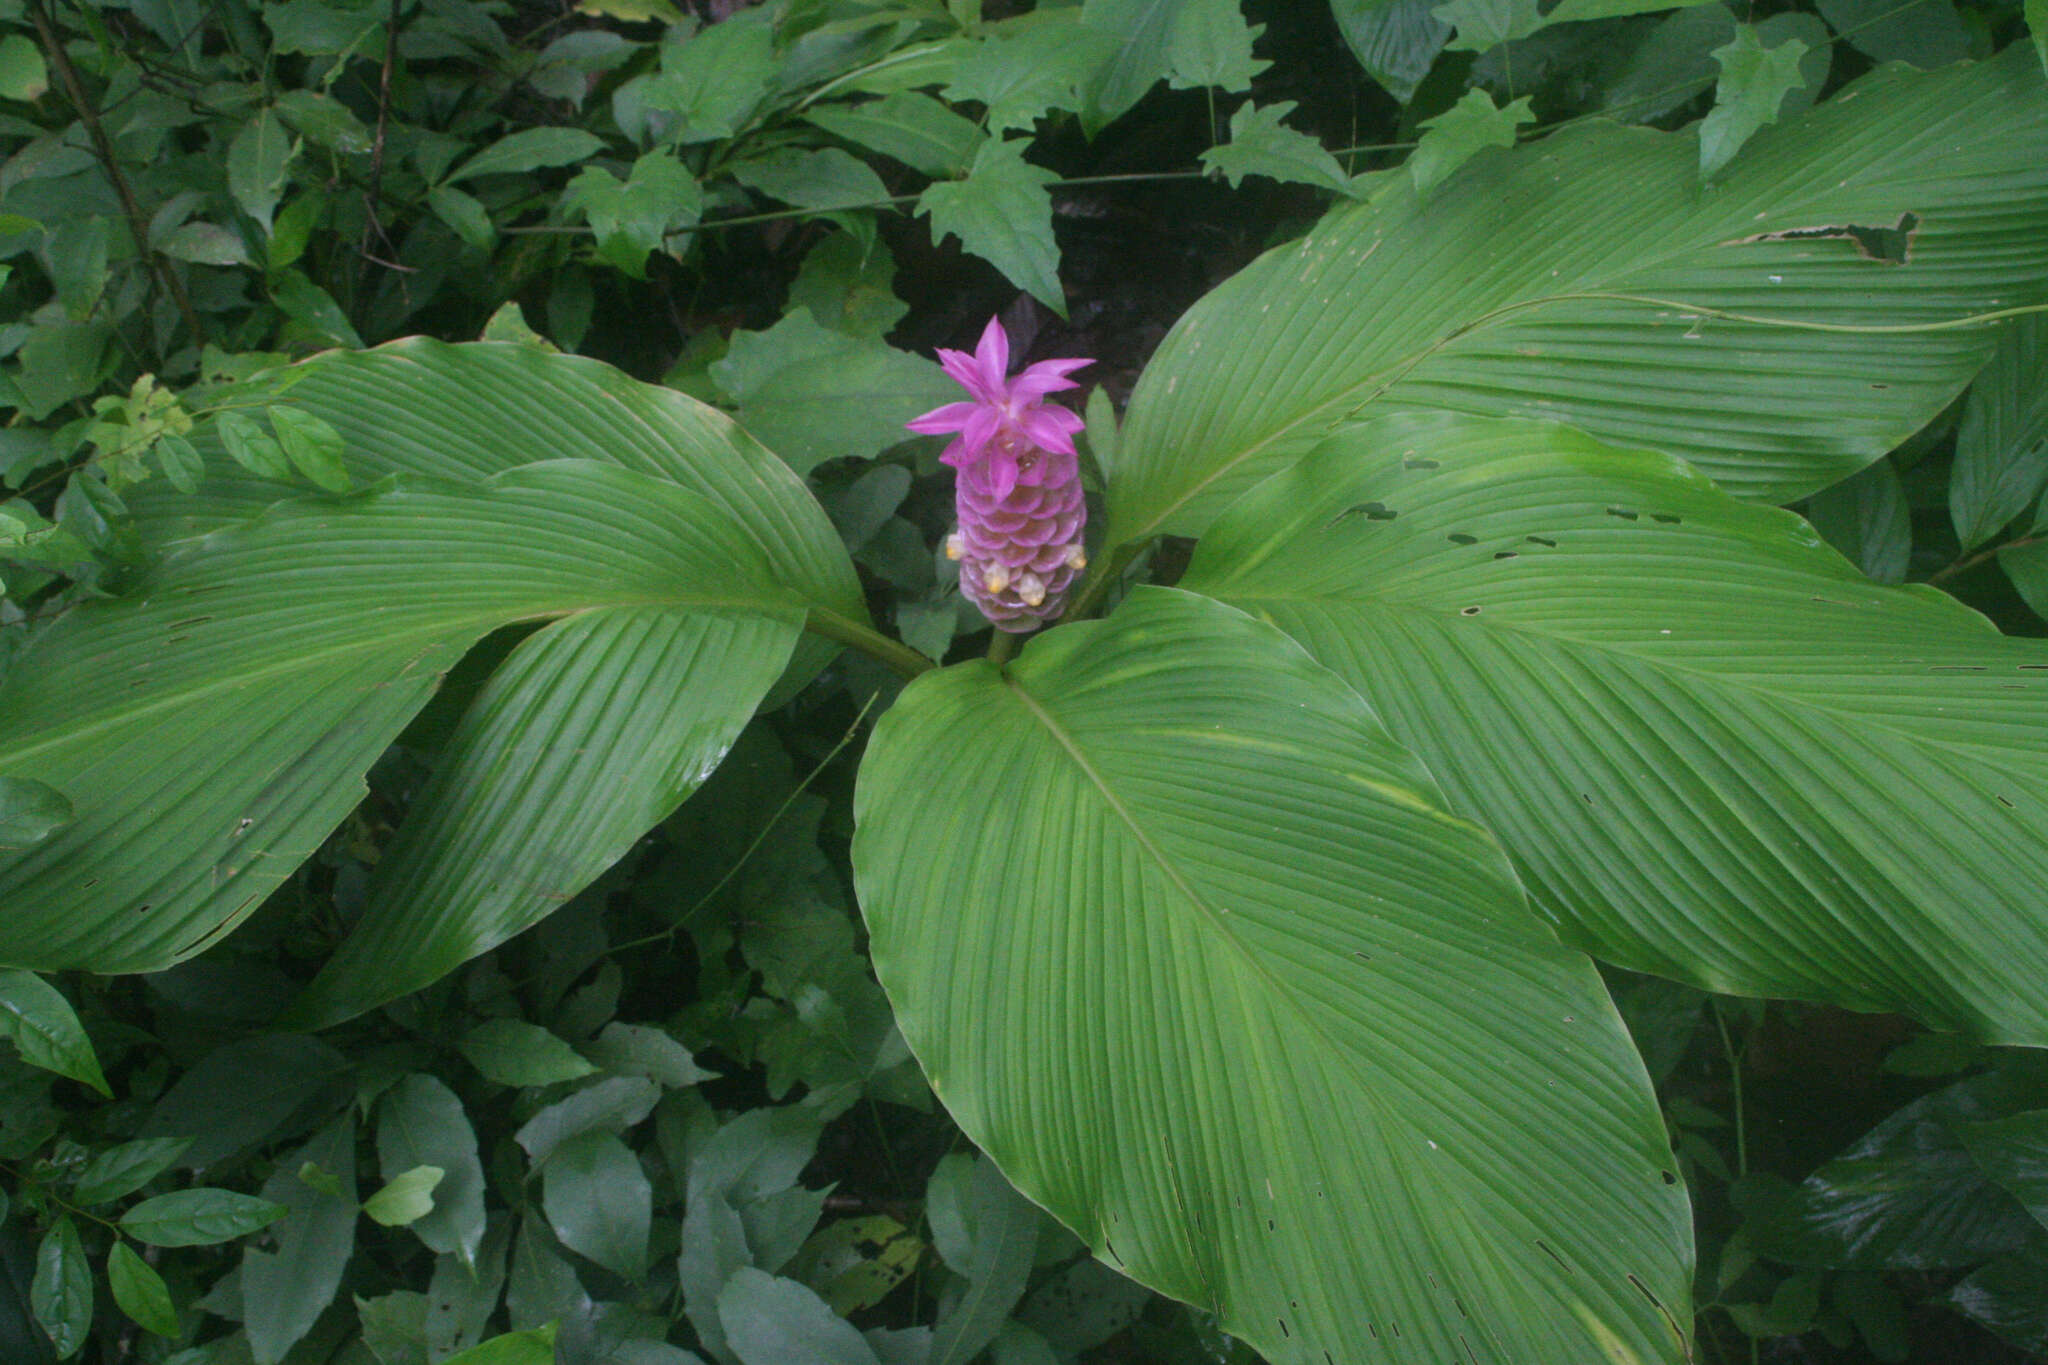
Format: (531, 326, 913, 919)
(853, 587, 1692, 1365)
(1109, 48, 2048, 544)
(0, 462, 805, 974)
(1182, 412, 2048, 1042)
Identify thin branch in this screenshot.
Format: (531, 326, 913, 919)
(356, 0, 405, 302)
(29, 0, 205, 347)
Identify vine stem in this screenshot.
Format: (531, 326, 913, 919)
(1928, 534, 2036, 586)
(29, 0, 204, 348)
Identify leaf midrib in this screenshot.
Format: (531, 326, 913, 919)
(0, 594, 794, 764)
(1218, 587, 2048, 781)
(998, 669, 1415, 1113)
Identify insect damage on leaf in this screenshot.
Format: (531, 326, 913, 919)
(1724, 211, 1920, 264)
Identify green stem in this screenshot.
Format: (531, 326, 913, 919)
(1712, 1000, 1750, 1180)
(1928, 535, 2035, 587)
(806, 609, 934, 680)
(985, 629, 1019, 666)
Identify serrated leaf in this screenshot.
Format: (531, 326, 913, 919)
(0, 969, 108, 1094)
(805, 92, 983, 178)
(1109, 50, 2048, 540)
(1081, 0, 1266, 124)
(122, 1190, 288, 1247)
(72, 1138, 192, 1206)
(853, 586, 1692, 1365)
(365, 1166, 446, 1228)
(729, 148, 887, 213)
(712, 308, 957, 472)
(445, 128, 606, 185)
(107, 1242, 178, 1337)
(1331, 0, 1450, 102)
(227, 109, 294, 234)
(379, 1076, 486, 1266)
(917, 138, 1064, 314)
(0, 779, 72, 853)
(1408, 89, 1532, 199)
(1182, 412, 2048, 1041)
(582, 1022, 715, 1088)
(641, 17, 773, 144)
(1700, 26, 1809, 179)
(563, 154, 701, 278)
(542, 1131, 650, 1278)
(31, 1217, 90, 1359)
(460, 1019, 598, 1088)
(1200, 101, 1357, 195)
(1952, 316, 2048, 551)
(945, 17, 1118, 133)
(268, 406, 349, 492)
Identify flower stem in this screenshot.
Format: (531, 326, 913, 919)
(986, 630, 1019, 666)
(805, 609, 934, 680)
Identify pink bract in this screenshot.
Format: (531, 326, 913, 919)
(905, 318, 1092, 633)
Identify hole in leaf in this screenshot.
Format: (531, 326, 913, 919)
(1403, 456, 1440, 469)
(1278, 1320, 1290, 1339)
(1996, 795, 2015, 808)
(1651, 513, 1681, 524)
(1605, 506, 1640, 521)
(1448, 532, 1478, 545)
(1535, 1240, 1573, 1274)
(1494, 551, 1518, 560)
(1326, 501, 1397, 529)
(1726, 212, 1918, 263)
(1662, 1170, 1678, 1185)
(1526, 535, 1557, 547)
(1461, 606, 1482, 616)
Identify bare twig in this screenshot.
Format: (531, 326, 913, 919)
(28, 0, 205, 347)
(357, 0, 405, 300)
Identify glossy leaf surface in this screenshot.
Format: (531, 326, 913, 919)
(854, 588, 1690, 1365)
(1183, 413, 2048, 1040)
(1110, 50, 2048, 542)
(0, 463, 803, 976)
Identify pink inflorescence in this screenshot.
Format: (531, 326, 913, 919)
(906, 317, 1091, 632)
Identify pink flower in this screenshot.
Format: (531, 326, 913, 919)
(906, 318, 1092, 633)
(905, 317, 1088, 501)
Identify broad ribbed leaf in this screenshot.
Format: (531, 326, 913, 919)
(1109, 49, 2048, 543)
(288, 606, 795, 1025)
(0, 463, 804, 974)
(124, 340, 864, 628)
(853, 588, 1691, 1365)
(1182, 412, 2048, 1041)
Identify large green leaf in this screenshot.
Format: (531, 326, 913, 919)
(853, 588, 1691, 1365)
(0, 462, 806, 974)
(1108, 49, 2048, 543)
(1181, 412, 2048, 1041)
(124, 340, 864, 626)
(287, 606, 795, 1026)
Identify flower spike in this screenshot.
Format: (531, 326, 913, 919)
(906, 318, 1093, 632)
